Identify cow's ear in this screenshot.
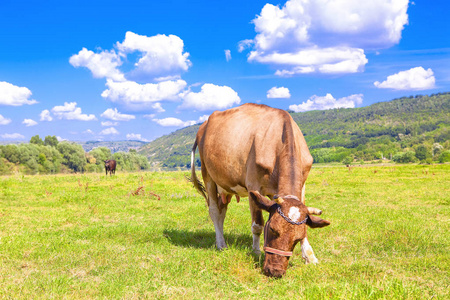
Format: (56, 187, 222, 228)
(249, 191, 277, 212)
(306, 215, 330, 228)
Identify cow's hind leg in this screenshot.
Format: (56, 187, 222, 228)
(205, 178, 228, 250)
(249, 196, 264, 255)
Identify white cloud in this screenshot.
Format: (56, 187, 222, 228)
(101, 121, 119, 127)
(84, 129, 95, 135)
(117, 31, 191, 79)
(126, 133, 149, 142)
(1, 133, 25, 139)
(152, 117, 196, 127)
(100, 108, 135, 121)
(0, 114, 12, 125)
(180, 84, 240, 111)
(289, 93, 363, 112)
(152, 115, 209, 128)
(101, 79, 187, 110)
(267, 86, 291, 98)
(0, 81, 37, 106)
(56, 136, 67, 142)
(238, 39, 254, 52)
(225, 50, 232, 62)
(244, 0, 409, 75)
(40, 110, 53, 121)
(69, 48, 125, 81)
(22, 119, 37, 127)
(374, 67, 435, 90)
(99, 127, 119, 135)
(51, 102, 97, 121)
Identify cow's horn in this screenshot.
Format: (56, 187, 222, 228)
(273, 195, 284, 204)
(307, 207, 322, 215)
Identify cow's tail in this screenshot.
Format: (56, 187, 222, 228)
(188, 140, 207, 201)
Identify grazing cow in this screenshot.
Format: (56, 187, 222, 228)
(190, 103, 330, 277)
(104, 159, 116, 176)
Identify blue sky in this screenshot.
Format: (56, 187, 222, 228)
(1, 0, 449, 142)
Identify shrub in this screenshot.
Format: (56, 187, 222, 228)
(438, 150, 450, 163)
(393, 151, 417, 163)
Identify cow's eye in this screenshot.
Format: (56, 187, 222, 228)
(269, 226, 280, 237)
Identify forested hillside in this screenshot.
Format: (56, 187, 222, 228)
(0, 135, 150, 175)
(138, 92, 450, 168)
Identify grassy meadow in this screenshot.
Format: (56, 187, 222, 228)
(0, 164, 449, 299)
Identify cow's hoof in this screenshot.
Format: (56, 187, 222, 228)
(304, 256, 319, 265)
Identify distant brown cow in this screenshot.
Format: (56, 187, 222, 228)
(104, 159, 116, 176)
(190, 103, 330, 277)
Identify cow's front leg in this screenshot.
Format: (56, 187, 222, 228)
(301, 237, 318, 264)
(249, 197, 264, 255)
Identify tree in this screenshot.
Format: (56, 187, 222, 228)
(44, 135, 59, 148)
(415, 145, 430, 161)
(57, 142, 87, 172)
(89, 147, 112, 165)
(439, 151, 450, 163)
(30, 135, 44, 145)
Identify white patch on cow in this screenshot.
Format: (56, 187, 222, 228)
(252, 221, 263, 235)
(301, 237, 318, 264)
(251, 221, 263, 254)
(231, 185, 248, 197)
(288, 207, 301, 222)
(217, 185, 226, 195)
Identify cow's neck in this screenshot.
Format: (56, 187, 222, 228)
(277, 122, 302, 198)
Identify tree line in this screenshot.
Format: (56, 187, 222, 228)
(0, 135, 150, 175)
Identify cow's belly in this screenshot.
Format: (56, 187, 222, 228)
(217, 184, 248, 197)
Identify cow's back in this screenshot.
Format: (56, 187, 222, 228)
(197, 103, 311, 197)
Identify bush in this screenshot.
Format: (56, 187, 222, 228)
(438, 150, 450, 163)
(392, 151, 417, 163)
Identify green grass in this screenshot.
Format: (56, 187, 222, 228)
(0, 165, 449, 299)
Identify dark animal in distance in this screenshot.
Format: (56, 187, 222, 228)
(104, 159, 116, 176)
(190, 103, 330, 278)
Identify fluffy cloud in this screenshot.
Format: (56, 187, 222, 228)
(101, 79, 187, 110)
(126, 133, 149, 142)
(51, 102, 97, 121)
(245, 0, 409, 75)
(0, 81, 37, 106)
(225, 50, 232, 62)
(100, 108, 135, 121)
(101, 121, 119, 127)
(152, 115, 209, 127)
(180, 84, 240, 111)
(374, 67, 435, 90)
(1, 133, 25, 139)
(289, 93, 363, 112)
(267, 86, 291, 98)
(40, 110, 53, 121)
(152, 117, 197, 127)
(69, 48, 125, 81)
(22, 119, 37, 127)
(117, 31, 191, 79)
(99, 127, 119, 135)
(0, 114, 12, 125)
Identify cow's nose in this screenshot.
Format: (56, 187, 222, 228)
(263, 266, 286, 278)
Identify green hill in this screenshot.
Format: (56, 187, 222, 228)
(138, 92, 450, 168)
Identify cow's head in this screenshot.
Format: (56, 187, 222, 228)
(104, 160, 110, 166)
(250, 191, 330, 278)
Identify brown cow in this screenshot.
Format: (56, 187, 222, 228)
(190, 103, 330, 277)
(104, 159, 116, 176)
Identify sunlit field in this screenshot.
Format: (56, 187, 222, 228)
(0, 164, 448, 299)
